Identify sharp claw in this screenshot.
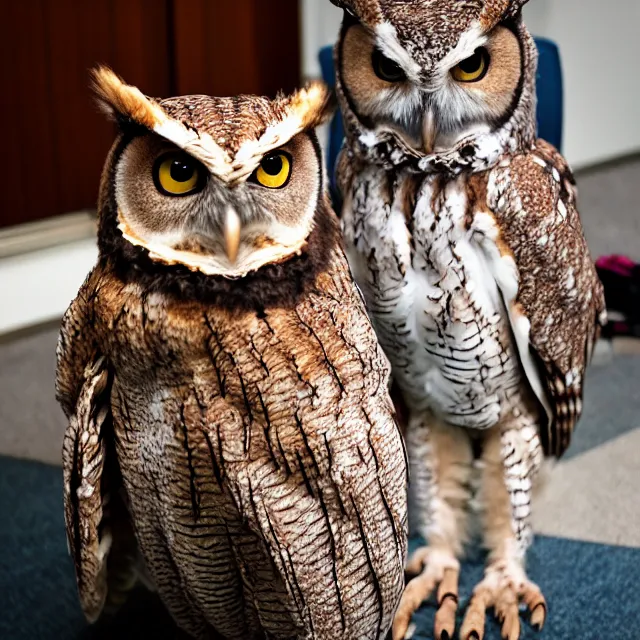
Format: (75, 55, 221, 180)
(397, 550, 459, 640)
(438, 592, 458, 607)
(530, 602, 547, 630)
(435, 567, 459, 640)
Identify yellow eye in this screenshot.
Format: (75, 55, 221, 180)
(452, 48, 490, 83)
(155, 153, 203, 196)
(254, 152, 292, 189)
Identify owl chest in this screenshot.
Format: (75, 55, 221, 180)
(345, 170, 522, 428)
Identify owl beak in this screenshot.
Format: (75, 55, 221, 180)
(422, 108, 437, 155)
(224, 206, 241, 264)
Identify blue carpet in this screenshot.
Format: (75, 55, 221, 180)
(1, 455, 638, 639)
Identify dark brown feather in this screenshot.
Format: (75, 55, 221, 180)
(493, 140, 606, 457)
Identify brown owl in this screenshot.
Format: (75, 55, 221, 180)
(330, 1, 606, 639)
(56, 68, 408, 640)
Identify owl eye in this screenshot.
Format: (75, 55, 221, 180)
(155, 153, 205, 196)
(452, 48, 490, 82)
(372, 48, 406, 83)
(253, 152, 292, 189)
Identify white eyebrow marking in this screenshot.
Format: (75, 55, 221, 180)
(375, 21, 423, 81)
(438, 22, 488, 74)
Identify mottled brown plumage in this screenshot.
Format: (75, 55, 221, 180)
(331, 1, 605, 639)
(57, 69, 407, 639)
(490, 140, 604, 457)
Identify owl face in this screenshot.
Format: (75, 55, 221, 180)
(334, 0, 536, 165)
(340, 22, 522, 152)
(94, 69, 332, 278)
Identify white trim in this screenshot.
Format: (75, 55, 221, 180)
(0, 211, 96, 259)
(0, 238, 98, 335)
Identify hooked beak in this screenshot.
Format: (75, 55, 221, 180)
(422, 108, 437, 155)
(224, 206, 241, 264)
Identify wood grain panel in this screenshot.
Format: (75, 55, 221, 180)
(44, 0, 172, 218)
(0, 0, 300, 229)
(111, 0, 173, 97)
(0, 0, 58, 226)
(44, 0, 113, 217)
(0, 0, 171, 229)
(253, 0, 302, 97)
(173, 0, 300, 97)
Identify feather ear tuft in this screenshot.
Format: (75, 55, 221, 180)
(90, 66, 165, 130)
(285, 82, 337, 131)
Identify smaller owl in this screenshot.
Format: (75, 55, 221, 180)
(56, 68, 408, 640)
(330, 1, 605, 640)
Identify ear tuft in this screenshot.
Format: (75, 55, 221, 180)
(91, 66, 164, 130)
(287, 82, 337, 131)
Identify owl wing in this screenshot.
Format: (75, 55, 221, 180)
(57, 272, 138, 621)
(487, 141, 606, 458)
(237, 404, 406, 637)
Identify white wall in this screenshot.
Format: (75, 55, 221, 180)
(301, 0, 640, 169)
(0, 239, 98, 334)
(301, 0, 342, 81)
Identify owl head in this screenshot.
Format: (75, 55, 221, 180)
(333, 0, 538, 174)
(93, 68, 333, 279)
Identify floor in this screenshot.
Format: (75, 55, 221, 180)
(1, 157, 639, 637)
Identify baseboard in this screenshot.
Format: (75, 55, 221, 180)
(0, 211, 97, 259)
(574, 149, 640, 177)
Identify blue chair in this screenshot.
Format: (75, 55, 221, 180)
(319, 38, 563, 191)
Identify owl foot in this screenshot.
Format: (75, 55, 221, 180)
(392, 547, 459, 640)
(459, 561, 546, 640)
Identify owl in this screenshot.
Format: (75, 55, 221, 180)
(56, 67, 409, 640)
(330, 1, 606, 639)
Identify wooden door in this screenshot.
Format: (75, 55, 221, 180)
(0, 0, 301, 230)
(172, 0, 301, 97)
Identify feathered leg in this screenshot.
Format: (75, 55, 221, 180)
(393, 413, 473, 640)
(460, 413, 546, 640)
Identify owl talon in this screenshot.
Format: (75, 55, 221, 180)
(461, 565, 547, 640)
(530, 602, 546, 630)
(435, 568, 459, 640)
(393, 548, 459, 640)
(524, 585, 547, 631)
(405, 546, 431, 576)
(460, 586, 490, 640)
